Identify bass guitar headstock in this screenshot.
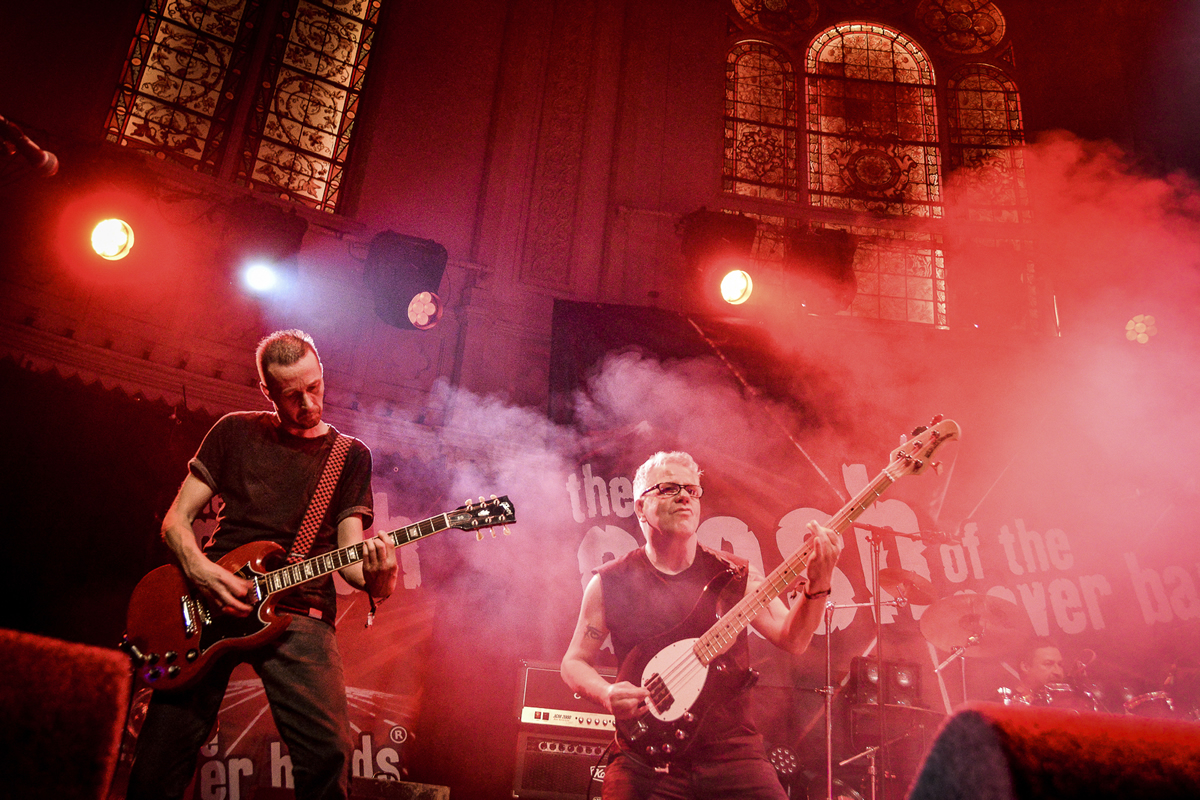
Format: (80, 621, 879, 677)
(887, 416, 960, 479)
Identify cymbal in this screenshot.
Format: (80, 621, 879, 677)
(878, 568, 935, 606)
(919, 593, 1032, 659)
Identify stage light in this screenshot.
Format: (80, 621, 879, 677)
(218, 198, 308, 294)
(1125, 314, 1157, 344)
(364, 231, 449, 330)
(719, 268, 754, 305)
(407, 290, 443, 330)
(242, 262, 281, 293)
(91, 218, 134, 260)
(678, 208, 758, 312)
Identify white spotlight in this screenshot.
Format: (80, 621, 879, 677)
(1125, 314, 1157, 344)
(243, 262, 281, 293)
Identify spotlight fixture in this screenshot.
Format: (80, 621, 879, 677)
(364, 231, 449, 330)
(1125, 314, 1157, 344)
(91, 218, 135, 260)
(678, 208, 758, 309)
(242, 262, 281, 293)
(218, 198, 308, 293)
(719, 269, 754, 305)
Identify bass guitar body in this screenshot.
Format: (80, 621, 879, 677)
(124, 541, 288, 690)
(615, 568, 756, 768)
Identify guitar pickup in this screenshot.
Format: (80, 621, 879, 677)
(645, 673, 675, 713)
(181, 595, 208, 637)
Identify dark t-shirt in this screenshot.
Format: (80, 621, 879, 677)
(189, 411, 373, 624)
(598, 544, 764, 761)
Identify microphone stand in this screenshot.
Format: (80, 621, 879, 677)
(849, 522, 930, 800)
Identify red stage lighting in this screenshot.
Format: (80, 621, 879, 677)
(90, 218, 135, 260)
(719, 268, 754, 305)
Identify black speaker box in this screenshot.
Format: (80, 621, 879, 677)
(512, 730, 611, 800)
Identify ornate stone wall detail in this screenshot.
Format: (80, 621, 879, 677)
(519, 0, 598, 292)
(731, 0, 819, 37)
(915, 0, 1006, 54)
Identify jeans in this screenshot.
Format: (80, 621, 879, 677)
(602, 751, 789, 800)
(126, 615, 352, 800)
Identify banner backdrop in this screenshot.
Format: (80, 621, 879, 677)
(544, 299, 1200, 786)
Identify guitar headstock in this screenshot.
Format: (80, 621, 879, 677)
(887, 416, 961, 479)
(449, 495, 516, 540)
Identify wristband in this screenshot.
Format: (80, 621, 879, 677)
(804, 586, 832, 599)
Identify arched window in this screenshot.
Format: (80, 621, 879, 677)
(806, 24, 941, 218)
(947, 64, 1028, 223)
(105, 0, 381, 214)
(724, 42, 799, 202)
(721, 4, 1035, 331)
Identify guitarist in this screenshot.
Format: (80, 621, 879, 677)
(561, 451, 842, 800)
(126, 330, 398, 800)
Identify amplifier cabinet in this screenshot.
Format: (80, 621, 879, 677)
(512, 730, 611, 800)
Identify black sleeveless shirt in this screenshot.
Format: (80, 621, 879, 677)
(598, 544, 766, 761)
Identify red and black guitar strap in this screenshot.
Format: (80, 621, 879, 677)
(286, 432, 352, 564)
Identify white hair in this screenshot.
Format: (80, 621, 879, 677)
(632, 451, 702, 497)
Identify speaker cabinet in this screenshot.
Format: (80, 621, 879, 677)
(513, 730, 610, 800)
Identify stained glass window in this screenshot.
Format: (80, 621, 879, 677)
(239, 0, 380, 212)
(106, 0, 380, 214)
(105, 0, 260, 172)
(948, 64, 1028, 223)
(724, 42, 799, 202)
(806, 24, 942, 218)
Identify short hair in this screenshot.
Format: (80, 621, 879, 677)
(256, 329, 320, 387)
(632, 451, 703, 497)
(1018, 637, 1061, 668)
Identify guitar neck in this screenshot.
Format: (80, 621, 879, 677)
(693, 467, 898, 664)
(257, 512, 458, 597)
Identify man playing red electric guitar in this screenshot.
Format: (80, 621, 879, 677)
(126, 330, 397, 800)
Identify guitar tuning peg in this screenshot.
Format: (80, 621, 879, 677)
(930, 461, 943, 475)
(476, 530, 484, 541)
(899, 433, 908, 445)
(503, 526, 511, 536)
(490, 528, 497, 538)
(490, 493, 498, 499)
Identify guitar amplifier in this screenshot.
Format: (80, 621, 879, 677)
(516, 661, 616, 735)
(514, 661, 615, 800)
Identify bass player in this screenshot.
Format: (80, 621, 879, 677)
(561, 450, 842, 800)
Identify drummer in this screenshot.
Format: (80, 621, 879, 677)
(1000, 638, 1066, 705)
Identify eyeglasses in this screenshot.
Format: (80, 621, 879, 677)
(640, 482, 704, 499)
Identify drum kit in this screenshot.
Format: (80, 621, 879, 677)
(809, 562, 1198, 800)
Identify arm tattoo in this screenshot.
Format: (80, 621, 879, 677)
(584, 624, 604, 641)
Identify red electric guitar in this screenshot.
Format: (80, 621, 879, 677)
(123, 496, 515, 689)
(615, 419, 960, 768)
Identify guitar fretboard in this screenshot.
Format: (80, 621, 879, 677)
(693, 462, 909, 664)
(258, 512, 464, 595)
